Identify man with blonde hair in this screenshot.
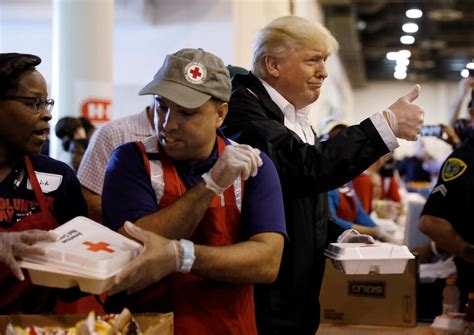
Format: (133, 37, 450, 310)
(223, 15, 424, 334)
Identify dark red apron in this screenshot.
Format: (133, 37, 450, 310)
(126, 137, 257, 335)
(0, 155, 58, 313)
(336, 186, 358, 223)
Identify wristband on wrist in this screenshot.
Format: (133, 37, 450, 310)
(178, 239, 196, 273)
(170, 240, 180, 271)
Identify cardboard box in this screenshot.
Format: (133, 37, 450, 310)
(320, 258, 417, 327)
(0, 313, 173, 335)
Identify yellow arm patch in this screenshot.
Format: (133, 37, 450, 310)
(441, 158, 467, 182)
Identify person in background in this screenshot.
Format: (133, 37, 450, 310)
(77, 105, 155, 222)
(55, 116, 96, 172)
(103, 48, 286, 335)
(78, 117, 95, 141)
(397, 139, 440, 185)
(419, 127, 474, 311)
(67, 138, 88, 173)
(449, 77, 474, 127)
(328, 182, 382, 238)
(316, 117, 349, 143)
(0, 53, 87, 313)
(320, 120, 400, 239)
(55, 116, 90, 151)
(453, 117, 474, 145)
(449, 84, 474, 148)
(356, 154, 403, 221)
(319, 118, 402, 217)
(222, 15, 424, 334)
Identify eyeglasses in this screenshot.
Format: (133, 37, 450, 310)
(0, 95, 55, 113)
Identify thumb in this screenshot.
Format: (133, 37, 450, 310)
(123, 221, 148, 244)
(10, 262, 25, 281)
(404, 84, 420, 102)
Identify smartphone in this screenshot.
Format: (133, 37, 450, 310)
(420, 124, 443, 137)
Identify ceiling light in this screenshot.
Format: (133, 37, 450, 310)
(398, 50, 412, 58)
(406, 9, 423, 19)
(394, 71, 407, 80)
(467, 62, 474, 70)
(402, 23, 419, 33)
(396, 58, 410, 66)
(386, 52, 398, 61)
(400, 35, 415, 45)
(395, 64, 407, 72)
(357, 20, 367, 31)
(461, 69, 469, 78)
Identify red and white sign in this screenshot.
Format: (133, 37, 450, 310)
(75, 81, 112, 126)
(81, 98, 111, 123)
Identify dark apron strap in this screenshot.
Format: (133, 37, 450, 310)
(24, 155, 49, 213)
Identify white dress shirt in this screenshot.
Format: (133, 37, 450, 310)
(260, 79, 315, 145)
(259, 78, 399, 151)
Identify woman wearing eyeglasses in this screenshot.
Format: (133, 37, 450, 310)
(0, 53, 87, 313)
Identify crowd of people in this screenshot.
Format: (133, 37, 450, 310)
(1, 13, 474, 335)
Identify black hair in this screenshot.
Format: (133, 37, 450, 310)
(55, 117, 81, 151)
(0, 53, 41, 96)
(78, 117, 95, 135)
(379, 157, 397, 177)
(55, 117, 81, 139)
(454, 118, 473, 142)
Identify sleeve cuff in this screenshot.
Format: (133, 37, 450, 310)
(369, 112, 399, 151)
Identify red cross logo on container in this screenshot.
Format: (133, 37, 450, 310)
(184, 62, 206, 84)
(83, 241, 115, 253)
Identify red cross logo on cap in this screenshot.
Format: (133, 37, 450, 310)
(83, 241, 115, 253)
(190, 67, 202, 79)
(184, 62, 206, 84)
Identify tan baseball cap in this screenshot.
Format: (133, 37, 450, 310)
(317, 117, 349, 136)
(139, 48, 231, 109)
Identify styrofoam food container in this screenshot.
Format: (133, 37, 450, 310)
(19, 261, 118, 294)
(431, 313, 465, 335)
(20, 216, 142, 294)
(324, 242, 415, 274)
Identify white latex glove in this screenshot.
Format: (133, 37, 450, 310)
(337, 229, 375, 244)
(376, 227, 400, 244)
(108, 222, 180, 295)
(202, 144, 263, 195)
(0, 230, 57, 281)
(386, 84, 424, 141)
(374, 200, 401, 221)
